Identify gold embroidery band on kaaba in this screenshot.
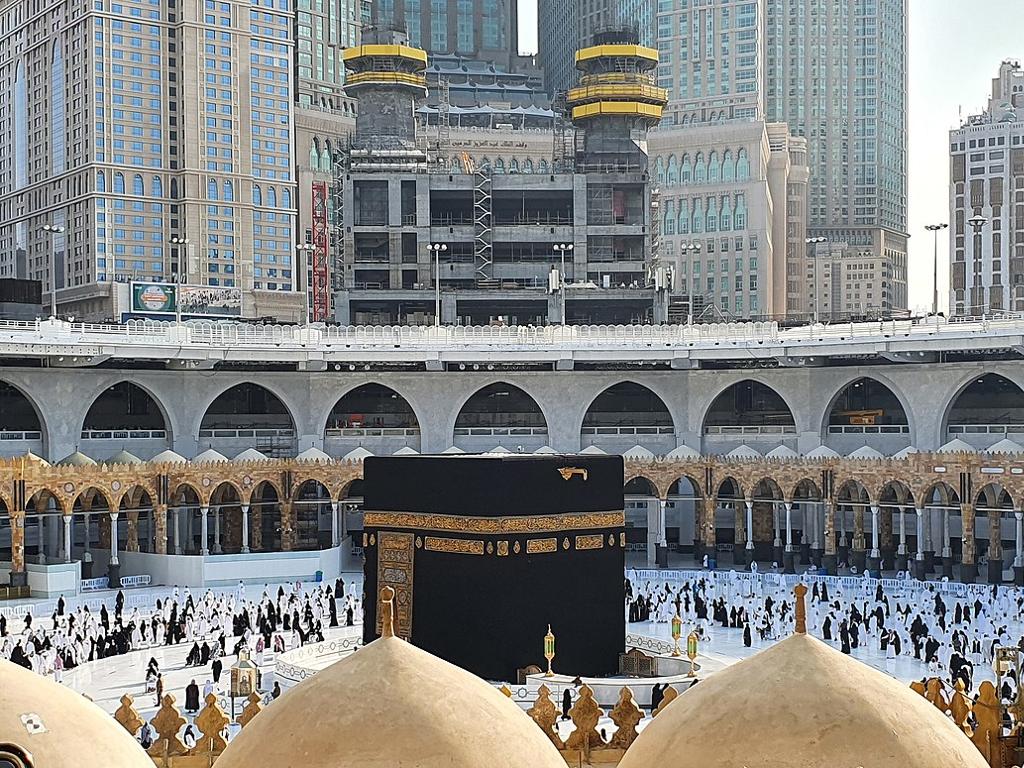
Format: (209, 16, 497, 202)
(575, 534, 604, 550)
(526, 537, 558, 554)
(363, 510, 625, 534)
(424, 536, 485, 555)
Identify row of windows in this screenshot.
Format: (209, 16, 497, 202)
(654, 149, 751, 186)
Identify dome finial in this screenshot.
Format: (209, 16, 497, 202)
(380, 586, 396, 638)
(794, 583, 808, 634)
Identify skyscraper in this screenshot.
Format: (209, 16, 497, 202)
(0, 0, 303, 321)
(538, 0, 653, 97)
(765, 0, 909, 313)
(370, 0, 520, 69)
(949, 60, 1024, 316)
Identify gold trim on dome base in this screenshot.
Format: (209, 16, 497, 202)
(424, 536, 485, 555)
(363, 510, 625, 534)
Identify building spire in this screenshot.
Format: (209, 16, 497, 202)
(379, 586, 396, 638)
(794, 583, 808, 635)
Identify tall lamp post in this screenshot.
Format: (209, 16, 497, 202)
(552, 243, 574, 324)
(682, 242, 702, 325)
(924, 223, 949, 316)
(806, 237, 827, 323)
(41, 223, 65, 318)
(296, 241, 316, 325)
(427, 242, 448, 327)
(168, 235, 190, 284)
(967, 214, 989, 316)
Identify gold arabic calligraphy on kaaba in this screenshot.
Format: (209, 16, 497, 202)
(424, 536, 486, 555)
(376, 531, 414, 640)
(363, 510, 625, 534)
(526, 538, 558, 554)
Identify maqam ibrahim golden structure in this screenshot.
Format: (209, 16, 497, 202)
(618, 586, 989, 768)
(0, 657, 153, 768)
(214, 587, 567, 768)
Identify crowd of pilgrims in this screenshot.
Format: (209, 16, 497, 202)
(0, 577, 360, 698)
(626, 570, 1024, 701)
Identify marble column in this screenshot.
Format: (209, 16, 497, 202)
(867, 505, 881, 572)
(173, 508, 182, 555)
(62, 514, 72, 564)
(83, 511, 91, 557)
(1011, 514, 1019, 585)
(213, 508, 222, 554)
(656, 499, 668, 567)
(330, 501, 339, 548)
(782, 502, 795, 574)
(744, 500, 754, 563)
(200, 505, 210, 556)
(37, 513, 47, 564)
(9, 511, 26, 586)
(241, 504, 251, 554)
(772, 502, 783, 566)
(109, 513, 120, 566)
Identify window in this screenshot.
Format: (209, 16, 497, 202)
(152, 176, 162, 196)
(253, 184, 262, 205)
(133, 174, 144, 195)
(114, 172, 125, 193)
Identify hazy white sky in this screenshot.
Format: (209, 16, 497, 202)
(517, 0, 1022, 313)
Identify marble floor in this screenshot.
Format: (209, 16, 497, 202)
(8, 566, 994, 725)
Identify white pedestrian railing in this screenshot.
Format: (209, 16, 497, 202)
(581, 426, 675, 435)
(325, 427, 420, 437)
(948, 424, 1024, 435)
(453, 427, 548, 436)
(198, 428, 296, 439)
(0, 430, 43, 441)
(80, 429, 168, 440)
(704, 425, 797, 436)
(827, 425, 911, 435)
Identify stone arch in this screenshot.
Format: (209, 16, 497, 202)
(791, 478, 822, 502)
(250, 480, 281, 552)
(580, 381, 675, 453)
(702, 379, 797, 439)
(623, 476, 658, 497)
(80, 380, 172, 442)
(918, 480, 960, 510)
(452, 381, 549, 452)
(323, 383, 422, 455)
(750, 477, 784, 502)
(117, 485, 156, 553)
(943, 372, 1024, 447)
(198, 382, 298, 456)
(0, 379, 48, 456)
(822, 375, 913, 453)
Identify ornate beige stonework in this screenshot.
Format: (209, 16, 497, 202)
(2, 451, 1021, 576)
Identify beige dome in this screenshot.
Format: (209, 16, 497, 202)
(0, 658, 152, 768)
(217, 592, 566, 768)
(619, 632, 988, 768)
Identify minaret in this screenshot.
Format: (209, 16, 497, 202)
(566, 26, 667, 172)
(342, 26, 428, 166)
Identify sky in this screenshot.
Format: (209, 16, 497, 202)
(516, 0, 1023, 314)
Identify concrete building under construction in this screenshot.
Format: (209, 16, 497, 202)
(333, 26, 671, 326)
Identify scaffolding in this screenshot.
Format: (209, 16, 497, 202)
(330, 160, 346, 295)
(551, 91, 576, 173)
(437, 75, 451, 163)
(473, 167, 494, 286)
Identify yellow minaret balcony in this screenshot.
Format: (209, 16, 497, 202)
(567, 46, 667, 125)
(342, 43, 429, 94)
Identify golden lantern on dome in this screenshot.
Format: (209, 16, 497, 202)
(543, 625, 556, 677)
(671, 614, 683, 657)
(686, 632, 699, 677)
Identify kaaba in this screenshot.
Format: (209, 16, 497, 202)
(362, 453, 625, 681)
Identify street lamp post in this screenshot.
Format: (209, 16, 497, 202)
(552, 243, 574, 325)
(41, 223, 65, 319)
(967, 215, 989, 316)
(427, 242, 448, 327)
(805, 237, 827, 323)
(296, 242, 316, 325)
(924, 224, 949, 316)
(682, 242, 702, 325)
(168, 236, 192, 324)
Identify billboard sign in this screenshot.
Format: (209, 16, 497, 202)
(130, 282, 242, 318)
